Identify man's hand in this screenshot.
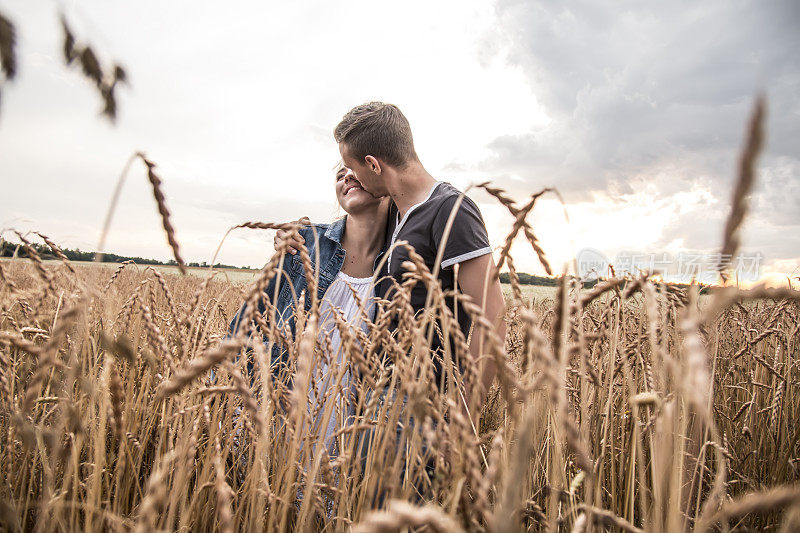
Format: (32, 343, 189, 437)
(274, 217, 310, 255)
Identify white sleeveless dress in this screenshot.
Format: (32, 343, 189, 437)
(309, 271, 375, 451)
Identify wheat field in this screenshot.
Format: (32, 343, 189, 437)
(1, 99, 800, 532)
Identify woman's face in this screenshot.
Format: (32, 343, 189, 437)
(334, 165, 383, 215)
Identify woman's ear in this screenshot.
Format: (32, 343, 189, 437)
(364, 155, 381, 175)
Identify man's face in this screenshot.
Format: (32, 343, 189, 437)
(339, 143, 388, 197)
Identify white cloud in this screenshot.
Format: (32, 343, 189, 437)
(475, 0, 800, 274)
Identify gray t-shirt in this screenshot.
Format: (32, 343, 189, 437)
(378, 182, 491, 379)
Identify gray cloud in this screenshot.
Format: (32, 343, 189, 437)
(477, 0, 800, 263)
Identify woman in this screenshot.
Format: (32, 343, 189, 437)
(229, 164, 391, 451)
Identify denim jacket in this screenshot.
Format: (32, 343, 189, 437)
(228, 216, 386, 377)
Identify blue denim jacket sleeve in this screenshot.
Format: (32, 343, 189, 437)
(227, 241, 301, 351)
(225, 223, 343, 382)
(224, 250, 290, 383)
(227, 251, 292, 339)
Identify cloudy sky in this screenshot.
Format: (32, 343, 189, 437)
(1, 1, 798, 283)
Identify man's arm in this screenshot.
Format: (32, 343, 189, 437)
(455, 252, 506, 419)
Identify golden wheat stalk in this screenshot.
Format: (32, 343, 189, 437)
(13, 230, 57, 295)
(718, 96, 766, 282)
(156, 340, 241, 397)
(0, 261, 18, 292)
(699, 485, 800, 532)
(577, 504, 645, 533)
(137, 153, 186, 274)
(34, 232, 76, 274)
(352, 499, 466, 533)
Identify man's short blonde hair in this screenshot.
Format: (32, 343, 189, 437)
(334, 102, 417, 168)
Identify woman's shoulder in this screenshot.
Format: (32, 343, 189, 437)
(299, 218, 347, 241)
(298, 223, 331, 238)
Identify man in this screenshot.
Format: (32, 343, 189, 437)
(334, 102, 506, 415)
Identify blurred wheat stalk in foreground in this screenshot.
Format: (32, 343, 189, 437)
(1, 98, 800, 532)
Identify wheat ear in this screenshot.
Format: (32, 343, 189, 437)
(0, 12, 17, 81)
(156, 341, 241, 397)
(352, 499, 465, 533)
(718, 96, 765, 281)
(137, 153, 187, 274)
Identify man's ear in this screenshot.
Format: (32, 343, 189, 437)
(364, 155, 382, 175)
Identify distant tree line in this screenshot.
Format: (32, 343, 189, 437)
(3, 238, 712, 287)
(0, 238, 252, 270)
(499, 271, 599, 288)
(498, 271, 711, 291)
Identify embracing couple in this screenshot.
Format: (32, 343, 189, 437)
(232, 101, 506, 457)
